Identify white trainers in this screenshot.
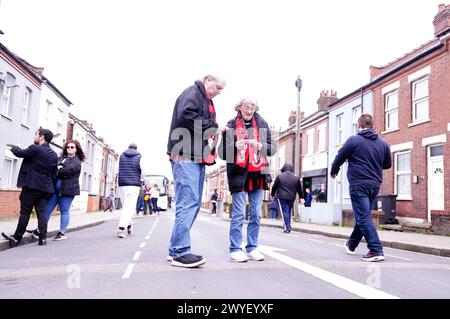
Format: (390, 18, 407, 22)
(229, 250, 249, 262)
(166, 255, 173, 262)
(117, 230, 127, 238)
(248, 249, 265, 261)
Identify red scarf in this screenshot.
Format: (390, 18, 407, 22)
(203, 101, 217, 165)
(235, 113, 266, 172)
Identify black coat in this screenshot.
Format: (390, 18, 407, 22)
(57, 156, 82, 196)
(218, 112, 276, 193)
(11, 143, 58, 194)
(271, 163, 303, 201)
(166, 80, 218, 163)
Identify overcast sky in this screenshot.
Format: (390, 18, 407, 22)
(0, 0, 444, 179)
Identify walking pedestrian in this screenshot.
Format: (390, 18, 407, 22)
(150, 184, 160, 214)
(330, 114, 391, 262)
(2, 128, 58, 247)
(28, 140, 85, 241)
(304, 188, 312, 207)
(108, 188, 116, 212)
(210, 189, 218, 215)
(136, 184, 145, 215)
(117, 143, 142, 238)
(270, 163, 304, 233)
(143, 184, 152, 215)
(218, 97, 275, 262)
(167, 74, 226, 268)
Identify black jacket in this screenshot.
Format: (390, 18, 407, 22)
(57, 156, 82, 196)
(271, 163, 303, 201)
(330, 129, 391, 187)
(218, 112, 276, 193)
(11, 143, 58, 194)
(167, 80, 218, 164)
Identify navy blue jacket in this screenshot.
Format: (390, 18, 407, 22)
(330, 129, 392, 187)
(167, 80, 218, 163)
(11, 143, 58, 194)
(118, 148, 142, 187)
(57, 156, 82, 196)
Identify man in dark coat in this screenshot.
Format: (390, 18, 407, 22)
(330, 114, 391, 262)
(2, 128, 58, 247)
(271, 163, 304, 233)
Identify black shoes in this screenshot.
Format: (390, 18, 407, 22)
(26, 229, 39, 239)
(361, 251, 385, 262)
(2, 232, 19, 247)
(38, 237, 47, 246)
(53, 232, 67, 241)
(171, 253, 206, 268)
(283, 229, 291, 233)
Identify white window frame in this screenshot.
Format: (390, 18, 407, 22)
(395, 151, 412, 200)
(352, 106, 361, 135)
(22, 88, 31, 125)
(46, 100, 53, 129)
(1, 149, 18, 189)
(306, 129, 314, 155)
(56, 108, 64, 135)
(412, 77, 429, 123)
(385, 91, 398, 131)
(317, 126, 326, 151)
(1, 83, 13, 117)
(336, 114, 343, 145)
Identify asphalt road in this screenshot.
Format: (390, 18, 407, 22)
(0, 208, 449, 299)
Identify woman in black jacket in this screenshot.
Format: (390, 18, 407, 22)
(30, 140, 85, 241)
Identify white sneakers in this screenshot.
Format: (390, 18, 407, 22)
(229, 249, 265, 262)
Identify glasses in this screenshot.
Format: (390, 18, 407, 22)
(66, 146, 76, 149)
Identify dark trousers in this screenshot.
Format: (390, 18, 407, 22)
(136, 197, 144, 214)
(211, 202, 217, 214)
(347, 185, 383, 253)
(151, 198, 159, 212)
(279, 199, 294, 231)
(143, 199, 152, 214)
(14, 188, 51, 240)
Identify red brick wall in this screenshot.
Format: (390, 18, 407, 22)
(373, 39, 450, 220)
(0, 190, 21, 218)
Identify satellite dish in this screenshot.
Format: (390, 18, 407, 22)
(1, 74, 17, 88)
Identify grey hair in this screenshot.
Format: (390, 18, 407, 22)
(234, 97, 259, 112)
(202, 74, 226, 86)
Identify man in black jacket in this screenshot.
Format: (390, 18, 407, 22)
(2, 128, 58, 247)
(167, 74, 226, 268)
(271, 163, 304, 233)
(330, 114, 391, 262)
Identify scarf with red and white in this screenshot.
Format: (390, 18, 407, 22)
(235, 112, 266, 172)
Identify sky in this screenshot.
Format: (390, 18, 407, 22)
(0, 0, 445, 179)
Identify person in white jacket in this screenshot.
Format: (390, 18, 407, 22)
(150, 184, 160, 214)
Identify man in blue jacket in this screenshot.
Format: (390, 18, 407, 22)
(2, 128, 58, 247)
(330, 114, 391, 262)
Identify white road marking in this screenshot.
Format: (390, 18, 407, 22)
(145, 235, 150, 240)
(308, 239, 325, 244)
(383, 253, 412, 261)
(122, 263, 135, 279)
(258, 244, 400, 299)
(139, 242, 147, 248)
(132, 252, 141, 261)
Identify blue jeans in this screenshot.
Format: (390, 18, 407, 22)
(45, 194, 75, 233)
(347, 184, 383, 254)
(279, 199, 293, 231)
(169, 160, 205, 258)
(151, 198, 159, 212)
(136, 197, 144, 214)
(229, 189, 264, 253)
(270, 209, 278, 219)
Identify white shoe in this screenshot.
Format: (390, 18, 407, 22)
(166, 255, 173, 262)
(117, 230, 127, 238)
(248, 249, 264, 261)
(229, 250, 249, 262)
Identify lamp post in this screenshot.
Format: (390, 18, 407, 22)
(294, 76, 302, 221)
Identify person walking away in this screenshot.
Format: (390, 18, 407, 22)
(210, 189, 218, 215)
(304, 188, 312, 207)
(330, 114, 391, 262)
(117, 143, 142, 238)
(108, 188, 116, 212)
(270, 163, 304, 233)
(167, 74, 226, 268)
(218, 97, 275, 262)
(136, 184, 145, 215)
(2, 128, 58, 247)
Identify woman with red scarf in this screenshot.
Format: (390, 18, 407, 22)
(218, 98, 275, 262)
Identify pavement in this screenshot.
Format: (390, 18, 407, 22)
(1, 208, 450, 258)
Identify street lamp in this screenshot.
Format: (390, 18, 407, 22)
(294, 76, 302, 220)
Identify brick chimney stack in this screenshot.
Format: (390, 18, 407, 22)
(434, 3, 450, 38)
(288, 111, 296, 126)
(317, 90, 339, 111)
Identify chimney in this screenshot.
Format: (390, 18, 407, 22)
(317, 90, 339, 111)
(434, 3, 450, 38)
(288, 111, 297, 126)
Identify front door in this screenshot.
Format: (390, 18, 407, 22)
(427, 145, 444, 221)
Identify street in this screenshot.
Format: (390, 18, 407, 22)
(0, 208, 449, 299)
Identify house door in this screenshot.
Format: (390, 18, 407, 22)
(427, 145, 444, 221)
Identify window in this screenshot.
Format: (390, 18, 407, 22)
(46, 100, 53, 129)
(22, 88, 32, 125)
(306, 129, 314, 155)
(385, 91, 398, 130)
(336, 114, 343, 145)
(317, 126, 326, 151)
(1, 74, 15, 117)
(352, 106, 361, 135)
(1, 150, 17, 189)
(412, 77, 429, 122)
(395, 152, 411, 198)
(56, 108, 64, 134)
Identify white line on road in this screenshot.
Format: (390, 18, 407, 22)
(139, 242, 147, 248)
(122, 263, 135, 279)
(308, 239, 325, 244)
(258, 245, 400, 299)
(145, 235, 150, 240)
(132, 252, 141, 261)
(384, 253, 412, 261)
